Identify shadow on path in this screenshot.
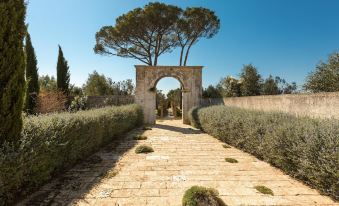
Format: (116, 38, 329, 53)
(18, 128, 144, 206)
(153, 122, 203, 134)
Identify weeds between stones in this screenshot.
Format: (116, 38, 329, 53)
(222, 144, 231, 149)
(135, 145, 154, 154)
(225, 158, 238, 163)
(133, 135, 147, 140)
(254, 185, 274, 195)
(142, 126, 152, 130)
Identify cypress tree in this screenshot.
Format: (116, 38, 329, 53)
(0, 0, 26, 144)
(24, 33, 39, 114)
(56, 45, 70, 94)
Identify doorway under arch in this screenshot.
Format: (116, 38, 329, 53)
(155, 77, 183, 120)
(135, 65, 203, 124)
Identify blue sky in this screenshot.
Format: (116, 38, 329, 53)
(26, 0, 339, 92)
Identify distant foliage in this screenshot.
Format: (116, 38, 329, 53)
(24, 33, 40, 114)
(304, 52, 339, 92)
(83, 70, 134, 96)
(0, 0, 26, 144)
(56, 45, 70, 95)
(215, 68, 297, 98)
(262, 75, 279, 95)
(38, 75, 57, 91)
(202, 85, 221, 98)
(36, 90, 67, 114)
(239, 64, 262, 96)
(0, 104, 143, 204)
(217, 76, 241, 97)
(68, 96, 87, 112)
(189, 106, 339, 200)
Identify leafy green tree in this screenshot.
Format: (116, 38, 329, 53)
(167, 88, 182, 117)
(39, 75, 57, 91)
(176, 7, 220, 66)
(240, 64, 262, 96)
(262, 75, 279, 95)
(275, 76, 297, 94)
(56, 45, 70, 94)
(202, 85, 221, 98)
(24, 33, 39, 114)
(94, 2, 181, 66)
(69, 85, 83, 96)
(217, 76, 241, 97)
(304, 52, 339, 92)
(156, 90, 167, 117)
(0, 0, 26, 144)
(83, 71, 113, 96)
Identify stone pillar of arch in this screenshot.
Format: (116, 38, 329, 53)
(135, 65, 203, 125)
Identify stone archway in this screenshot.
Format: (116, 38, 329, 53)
(135, 65, 203, 124)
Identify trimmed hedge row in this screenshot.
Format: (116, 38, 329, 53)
(189, 105, 339, 200)
(0, 104, 143, 204)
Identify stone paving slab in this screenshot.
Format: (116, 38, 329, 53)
(18, 119, 337, 206)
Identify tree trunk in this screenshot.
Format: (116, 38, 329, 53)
(179, 46, 184, 66)
(183, 38, 197, 66)
(183, 44, 193, 66)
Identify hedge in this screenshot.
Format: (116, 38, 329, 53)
(0, 104, 143, 205)
(189, 105, 339, 200)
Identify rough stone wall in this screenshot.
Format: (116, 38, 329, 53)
(202, 92, 339, 119)
(135, 65, 203, 124)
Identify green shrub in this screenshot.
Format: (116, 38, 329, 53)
(0, 104, 143, 205)
(222, 144, 231, 149)
(142, 126, 152, 130)
(225, 158, 238, 163)
(189, 105, 339, 200)
(254, 185, 274, 195)
(182, 186, 226, 206)
(133, 135, 147, 140)
(135, 145, 154, 153)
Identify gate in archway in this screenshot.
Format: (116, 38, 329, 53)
(135, 65, 203, 124)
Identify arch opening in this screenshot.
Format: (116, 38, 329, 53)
(154, 77, 183, 121)
(135, 65, 203, 125)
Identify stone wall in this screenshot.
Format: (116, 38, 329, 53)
(86, 95, 134, 108)
(202, 92, 339, 119)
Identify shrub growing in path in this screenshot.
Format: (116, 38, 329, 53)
(182, 186, 226, 206)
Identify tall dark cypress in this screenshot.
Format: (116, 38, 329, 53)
(56, 45, 70, 94)
(24, 33, 39, 114)
(0, 0, 26, 144)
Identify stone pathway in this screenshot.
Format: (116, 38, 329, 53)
(19, 119, 337, 206)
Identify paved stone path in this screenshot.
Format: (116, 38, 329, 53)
(19, 120, 337, 206)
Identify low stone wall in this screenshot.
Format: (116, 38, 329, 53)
(86, 95, 135, 108)
(202, 92, 339, 119)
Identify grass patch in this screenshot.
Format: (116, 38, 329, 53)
(103, 169, 119, 179)
(142, 126, 152, 130)
(225, 158, 238, 163)
(254, 185, 274, 196)
(222, 144, 231, 149)
(133, 135, 147, 140)
(182, 186, 227, 206)
(135, 145, 154, 154)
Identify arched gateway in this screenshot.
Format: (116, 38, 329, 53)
(135, 65, 203, 124)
